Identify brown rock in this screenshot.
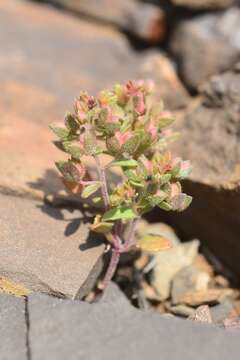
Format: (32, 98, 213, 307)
(37, 0, 166, 43)
(194, 254, 214, 277)
(178, 289, 236, 307)
(171, 0, 234, 10)
(171, 265, 211, 305)
(0, 193, 105, 299)
(171, 7, 240, 90)
(138, 52, 190, 110)
(161, 64, 240, 277)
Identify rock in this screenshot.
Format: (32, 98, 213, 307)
(0, 294, 27, 360)
(138, 52, 190, 109)
(171, 0, 234, 10)
(27, 286, 240, 360)
(0, 193, 104, 299)
(224, 317, 240, 329)
(177, 289, 236, 307)
(189, 305, 213, 324)
(35, 0, 166, 43)
(0, 0, 145, 201)
(152, 238, 200, 300)
(194, 254, 214, 276)
(168, 304, 195, 317)
(171, 7, 240, 90)
(211, 302, 235, 325)
(171, 265, 211, 305)
(162, 64, 240, 277)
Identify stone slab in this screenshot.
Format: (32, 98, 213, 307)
(28, 283, 240, 360)
(0, 294, 27, 360)
(0, 193, 105, 299)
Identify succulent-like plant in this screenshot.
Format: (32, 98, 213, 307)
(50, 80, 192, 289)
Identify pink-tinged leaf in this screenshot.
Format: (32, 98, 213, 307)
(171, 194, 192, 211)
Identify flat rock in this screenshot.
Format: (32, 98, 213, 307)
(0, 193, 105, 299)
(0, 294, 27, 360)
(0, 0, 144, 201)
(27, 284, 240, 360)
(162, 64, 240, 277)
(210, 302, 235, 325)
(171, 7, 240, 89)
(153, 239, 200, 300)
(178, 289, 236, 307)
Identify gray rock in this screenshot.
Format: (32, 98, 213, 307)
(164, 64, 240, 277)
(171, 7, 240, 90)
(28, 284, 240, 360)
(211, 302, 235, 325)
(0, 193, 104, 299)
(153, 239, 200, 300)
(0, 294, 27, 360)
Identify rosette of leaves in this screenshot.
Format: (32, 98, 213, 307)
(50, 80, 192, 290)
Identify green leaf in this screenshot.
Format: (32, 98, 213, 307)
(102, 206, 137, 222)
(160, 173, 171, 185)
(106, 137, 121, 156)
(82, 182, 102, 198)
(129, 179, 144, 188)
(158, 201, 172, 211)
(62, 142, 84, 160)
(121, 135, 140, 155)
(49, 124, 69, 139)
(65, 113, 79, 132)
(158, 116, 175, 129)
(90, 221, 114, 234)
(147, 192, 167, 206)
(55, 160, 81, 182)
(110, 159, 138, 168)
(84, 131, 97, 155)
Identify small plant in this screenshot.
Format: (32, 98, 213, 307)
(50, 80, 192, 289)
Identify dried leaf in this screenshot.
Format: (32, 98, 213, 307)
(136, 234, 172, 252)
(82, 182, 101, 198)
(0, 277, 31, 297)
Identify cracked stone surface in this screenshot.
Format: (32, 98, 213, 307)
(0, 295, 27, 360)
(0, 193, 105, 299)
(26, 283, 240, 360)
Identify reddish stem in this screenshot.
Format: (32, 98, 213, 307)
(100, 249, 120, 289)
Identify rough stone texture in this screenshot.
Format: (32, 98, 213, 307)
(161, 64, 240, 277)
(171, 265, 210, 305)
(0, 294, 27, 360)
(138, 52, 190, 109)
(0, 193, 105, 299)
(171, 0, 234, 10)
(27, 283, 240, 360)
(171, 7, 240, 90)
(153, 239, 199, 300)
(35, 0, 166, 43)
(0, 0, 142, 201)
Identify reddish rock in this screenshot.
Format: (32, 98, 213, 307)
(36, 0, 167, 43)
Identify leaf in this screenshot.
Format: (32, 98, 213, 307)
(121, 134, 140, 155)
(160, 173, 172, 185)
(158, 115, 175, 129)
(129, 179, 144, 188)
(158, 201, 172, 211)
(147, 192, 167, 206)
(110, 159, 138, 168)
(102, 206, 137, 221)
(136, 234, 172, 252)
(62, 142, 84, 160)
(106, 137, 121, 156)
(171, 194, 192, 211)
(0, 277, 31, 297)
(55, 161, 81, 182)
(65, 112, 79, 131)
(49, 124, 69, 139)
(90, 221, 114, 234)
(82, 182, 102, 198)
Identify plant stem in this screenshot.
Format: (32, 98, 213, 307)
(123, 218, 138, 251)
(100, 249, 120, 289)
(94, 155, 110, 210)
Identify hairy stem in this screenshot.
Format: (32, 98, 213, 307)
(94, 155, 110, 210)
(123, 218, 138, 251)
(100, 249, 120, 289)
